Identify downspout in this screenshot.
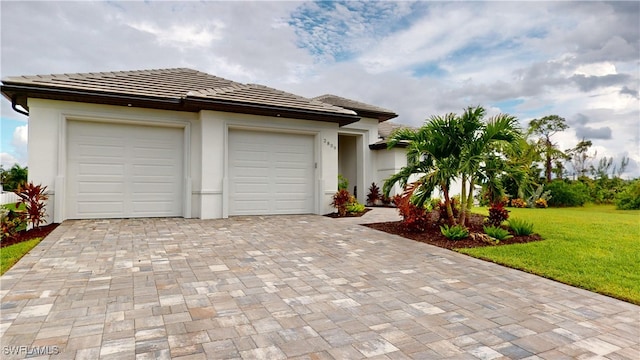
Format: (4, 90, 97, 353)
(11, 96, 29, 116)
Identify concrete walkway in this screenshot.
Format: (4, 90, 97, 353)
(0, 209, 637, 359)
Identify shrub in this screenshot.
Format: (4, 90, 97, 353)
(366, 183, 381, 206)
(535, 198, 548, 208)
(525, 185, 552, 208)
(331, 189, 352, 216)
(486, 201, 509, 227)
(483, 225, 513, 241)
(381, 195, 391, 206)
(508, 218, 535, 236)
(615, 180, 640, 210)
(1, 208, 27, 242)
(440, 224, 469, 240)
(15, 182, 49, 229)
(545, 180, 589, 207)
(338, 175, 349, 191)
(510, 198, 527, 208)
(346, 202, 366, 214)
(393, 194, 429, 232)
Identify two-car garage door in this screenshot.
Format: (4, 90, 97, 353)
(228, 129, 315, 215)
(66, 121, 184, 219)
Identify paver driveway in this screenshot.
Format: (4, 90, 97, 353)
(1, 209, 638, 359)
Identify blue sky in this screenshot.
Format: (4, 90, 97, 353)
(1, 1, 638, 177)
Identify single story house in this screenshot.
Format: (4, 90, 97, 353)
(1, 68, 408, 223)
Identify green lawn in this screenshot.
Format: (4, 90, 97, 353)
(0, 238, 42, 275)
(459, 205, 640, 304)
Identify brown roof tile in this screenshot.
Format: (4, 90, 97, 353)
(1, 68, 360, 124)
(314, 94, 397, 121)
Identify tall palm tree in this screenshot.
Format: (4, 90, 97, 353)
(383, 113, 462, 225)
(384, 106, 524, 227)
(457, 111, 523, 225)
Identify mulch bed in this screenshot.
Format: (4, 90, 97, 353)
(365, 213, 543, 249)
(1, 223, 59, 248)
(324, 208, 372, 218)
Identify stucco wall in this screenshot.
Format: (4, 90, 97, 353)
(26, 99, 347, 222)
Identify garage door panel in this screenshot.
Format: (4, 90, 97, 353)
(229, 130, 314, 215)
(67, 121, 183, 219)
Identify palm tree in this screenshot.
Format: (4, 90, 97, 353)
(457, 110, 523, 225)
(384, 106, 524, 227)
(383, 113, 462, 225)
(0, 164, 28, 192)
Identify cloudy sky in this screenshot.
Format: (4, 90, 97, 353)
(1, 1, 639, 177)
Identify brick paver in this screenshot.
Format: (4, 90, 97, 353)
(1, 209, 638, 359)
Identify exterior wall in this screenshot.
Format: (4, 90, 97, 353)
(27, 99, 381, 221)
(27, 98, 198, 223)
(198, 110, 339, 218)
(373, 147, 407, 196)
(339, 117, 378, 203)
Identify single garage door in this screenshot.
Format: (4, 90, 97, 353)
(229, 129, 314, 215)
(66, 121, 184, 219)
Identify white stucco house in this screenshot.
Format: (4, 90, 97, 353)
(1, 68, 408, 223)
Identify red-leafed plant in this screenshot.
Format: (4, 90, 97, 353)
(393, 193, 429, 232)
(331, 189, 352, 217)
(1, 208, 27, 242)
(15, 182, 49, 229)
(486, 201, 509, 227)
(366, 182, 381, 206)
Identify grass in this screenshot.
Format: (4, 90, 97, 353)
(0, 238, 42, 275)
(459, 205, 640, 304)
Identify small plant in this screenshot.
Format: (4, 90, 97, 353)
(486, 201, 509, 227)
(535, 198, 548, 208)
(393, 194, 429, 232)
(526, 185, 552, 208)
(346, 202, 366, 214)
(510, 198, 527, 208)
(508, 218, 535, 236)
(380, 195, 391, 206)
(338, 175, 349, 191)
(440, 224, 469, 240)
(1, 207, 27, 243)
(331, 189, 351, 217)
(367, 183, 381, 206)
(483, 225, 513, 241)
(15, 182, 49, 229)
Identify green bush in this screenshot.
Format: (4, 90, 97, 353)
(508, 218, 535, 236)
(483, 225, 513, 241)
(615, 180, 640, 210)
(338, 175, 349, 191)
(440, 224, 469, 240)
(545, 180, 589, 207)
(346, 202, 366, 213)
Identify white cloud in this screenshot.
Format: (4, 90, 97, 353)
(0, 152, 20, 168)
(0, 0, 638, 178)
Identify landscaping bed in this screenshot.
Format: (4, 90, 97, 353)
(1, 223, 59, 248)
(365, 213, 542, 249)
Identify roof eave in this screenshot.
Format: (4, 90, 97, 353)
(342, 108, 398, 122)
(184, 97, 360, 126)
(1, 84, 362, 126)
(369, 141, 409, 150)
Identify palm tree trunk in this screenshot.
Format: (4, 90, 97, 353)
(465, 177, 475, 227)
(459, 174, 467, 225)
(442, 185, 456, 226)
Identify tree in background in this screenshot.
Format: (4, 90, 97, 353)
(528, 115, 569, 183)
(0, 164, 28, 192)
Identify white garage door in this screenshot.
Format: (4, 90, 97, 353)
(229, 129, 314, 215)
(66, 121, 184, 219)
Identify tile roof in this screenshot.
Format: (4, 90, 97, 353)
(2, 68, 235, 99)
(370, 121, 415, 150)
(1, 68, 359, 124)
(313, 94, 397, 121)
(187, 84, 355, 116)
